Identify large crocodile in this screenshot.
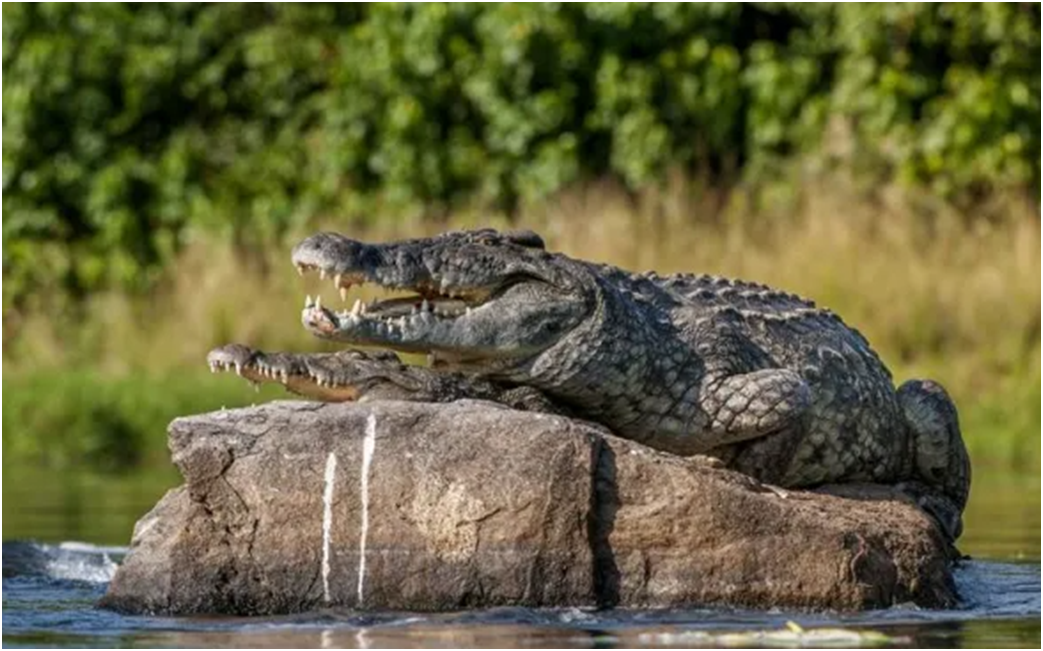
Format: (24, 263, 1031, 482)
(215, 228, 971, 540)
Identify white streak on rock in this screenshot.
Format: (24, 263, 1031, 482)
(321, 451, 337, 603)
(357, 413, 377, 606)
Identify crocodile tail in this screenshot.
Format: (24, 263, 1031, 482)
(897, 379, 972, 539)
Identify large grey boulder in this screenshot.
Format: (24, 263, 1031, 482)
(99, 400, 957, 615)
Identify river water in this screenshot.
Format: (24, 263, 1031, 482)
(3, 468, 1040, 648)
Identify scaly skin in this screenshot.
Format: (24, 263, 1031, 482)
(206, 344, 564, 413)
(224, 228, 970, 540)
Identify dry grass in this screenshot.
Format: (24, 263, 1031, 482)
(5, 174, 1039, 467)
(10, 174, 1040, 384)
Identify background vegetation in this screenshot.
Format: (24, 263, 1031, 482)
(3, 4, 1040, 485)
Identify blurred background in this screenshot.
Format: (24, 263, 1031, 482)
(3, 4, 1039, 549)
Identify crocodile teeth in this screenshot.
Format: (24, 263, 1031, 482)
(339, 287, 348, 301)
(421, 299, 431, 312)
(235, 363, 243, 376)
(319, 268, 328, 280)
(351, 299, 362, 316)
(305, 295, 314, 309)
(295, 263, 305, 276)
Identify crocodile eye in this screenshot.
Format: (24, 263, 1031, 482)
(504, 230, 545, 250)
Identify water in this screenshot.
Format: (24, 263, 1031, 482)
(3, 468, 1040, 648)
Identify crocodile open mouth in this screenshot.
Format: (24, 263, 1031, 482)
(205, 344, 377, 401)
(290, 231, 588, 361)
(295, 262, 502, 332)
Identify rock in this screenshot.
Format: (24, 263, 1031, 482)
(99, 400, 958, 615)
(2, 541, 51, 579)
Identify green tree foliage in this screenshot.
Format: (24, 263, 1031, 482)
(3, 3, 1039, 301)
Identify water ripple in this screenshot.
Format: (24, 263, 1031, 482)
(2, 541, 1040, 648)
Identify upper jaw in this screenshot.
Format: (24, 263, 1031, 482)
(292, 231, 498, 304)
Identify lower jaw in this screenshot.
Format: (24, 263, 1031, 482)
(318, 326, 524, 369)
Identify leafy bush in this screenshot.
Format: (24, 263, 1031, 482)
(3, 3, 1039, 304)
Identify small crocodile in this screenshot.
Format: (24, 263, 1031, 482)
(206, 343, 564, 413)
(216, 228, 971, 540)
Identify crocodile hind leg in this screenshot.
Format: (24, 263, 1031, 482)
(897, 379, 971, 541)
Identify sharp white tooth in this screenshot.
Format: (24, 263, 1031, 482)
(421, 299, 430, 312)
(410, 305, 419, 316)
(351, 299, 362, 316)
(305, 295, 313, 309)
(465, 307, 472, 315)
(280, 370, 288, 382)
(235, 363, 243, 376)
(209, 362, 218, 373)
(315, 295, 322, 309)
(334, 273, 343, 287)
(319, 268, 328, 280)
(340, 286, 348, 301)
(397, 317, 407, 329)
